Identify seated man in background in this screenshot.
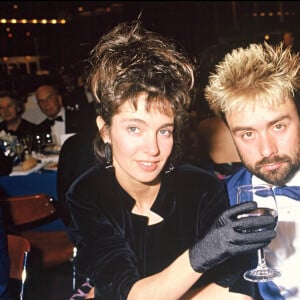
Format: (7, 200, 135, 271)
(0, 90, 38, 140)
(56, 129, 98, 226)
(35, 84, 95, 147)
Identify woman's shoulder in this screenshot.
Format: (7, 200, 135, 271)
(66, 165, 123, 217)
(168, 163, 225, 196)
(69, 164, 106, 193)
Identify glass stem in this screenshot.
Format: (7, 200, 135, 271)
(257, 248, 267, 269)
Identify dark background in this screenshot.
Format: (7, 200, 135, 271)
(0, 1, 299, 88)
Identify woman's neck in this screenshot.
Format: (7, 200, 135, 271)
(118, 175, 163, 225)
(131, 184, 163, 225)
(7, 118, 21, 132)
(114, 167, 164, 224)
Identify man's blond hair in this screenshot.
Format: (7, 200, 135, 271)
(205, 42, 300, 117)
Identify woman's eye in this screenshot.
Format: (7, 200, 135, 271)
(159, 129, 173, 136)
(128, 127, 140, 133)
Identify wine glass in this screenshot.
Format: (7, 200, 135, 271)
(237, 184, 281, 282)
(22, 134, 34, 154)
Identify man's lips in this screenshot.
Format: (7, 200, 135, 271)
(259, 162, 284, 172)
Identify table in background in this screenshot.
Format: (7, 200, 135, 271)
(0, 171, 57, 199)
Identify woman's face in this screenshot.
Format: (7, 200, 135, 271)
(106, 93, 174, 188)
(0, 97, 19, 122)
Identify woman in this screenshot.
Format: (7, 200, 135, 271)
(0, 90, 38, 139)
(66, 21, 276, 299)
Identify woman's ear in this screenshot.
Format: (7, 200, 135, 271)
(96, 116, 110, 143)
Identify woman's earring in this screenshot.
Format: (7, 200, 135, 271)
(165, 163, 174, 174)
(104, 143, 113, 168)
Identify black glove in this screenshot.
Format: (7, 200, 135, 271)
(189, 201, 277, 273)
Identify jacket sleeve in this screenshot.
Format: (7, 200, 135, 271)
(66, 173, 140, 300)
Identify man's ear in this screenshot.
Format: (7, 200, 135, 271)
(96, 116, 110, 143)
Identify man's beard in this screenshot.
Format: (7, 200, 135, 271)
(242, 155, 300, 186)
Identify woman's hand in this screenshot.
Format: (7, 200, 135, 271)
(189, 201, 276, 272)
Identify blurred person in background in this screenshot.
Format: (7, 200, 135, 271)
(196, 113, 243, 179)
(56, 129, 98, 226)
(0, 90, 38, 140)
(282, 29, 299, 53)
(35, 84, 94, 147)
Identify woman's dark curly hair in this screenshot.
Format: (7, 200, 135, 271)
(87, 21, 195, 165)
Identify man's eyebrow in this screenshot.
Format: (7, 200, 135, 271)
(231, 115, 291, 134)
(231, 125, 253, 134)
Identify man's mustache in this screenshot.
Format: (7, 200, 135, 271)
(255, 156, 289, 168)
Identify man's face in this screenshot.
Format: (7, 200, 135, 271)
(36, 86, 62, 118)
(226, 98, 300, 186)
(283, 32, 295, 47)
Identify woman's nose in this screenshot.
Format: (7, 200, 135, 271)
(144, 134, 159, 155)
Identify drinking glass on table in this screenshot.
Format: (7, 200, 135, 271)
(22, 135, 34, 154)
(237, 184, 281, 282)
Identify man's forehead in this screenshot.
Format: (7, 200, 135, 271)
(36, 86, 56, 95)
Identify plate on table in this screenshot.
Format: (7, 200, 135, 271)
(10, 162, 46, 176)
(42, 145, 61, 155)
(43, 161, 58, 171)
(31, 152, 59, 164)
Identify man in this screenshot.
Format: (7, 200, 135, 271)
(196, 114, 242, 179)
(35, 85, 93, 147)
(282, 30, 299, 53)
(205, 42, 300, 299)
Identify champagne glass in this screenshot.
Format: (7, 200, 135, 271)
(237, 184, 281, 282)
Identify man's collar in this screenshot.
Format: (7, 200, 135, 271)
(252, 169, 300, 187)
(49, 107, 65, 120)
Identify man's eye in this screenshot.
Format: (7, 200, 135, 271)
(242, 132, 253, 139)
(274, 123, 284, 131)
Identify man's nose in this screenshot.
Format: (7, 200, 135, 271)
(258, 133, 278, 157)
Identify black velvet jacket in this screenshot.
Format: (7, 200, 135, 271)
(67, 163, 257, 299)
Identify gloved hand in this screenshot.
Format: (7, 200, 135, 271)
(189, 201, 277, 273)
